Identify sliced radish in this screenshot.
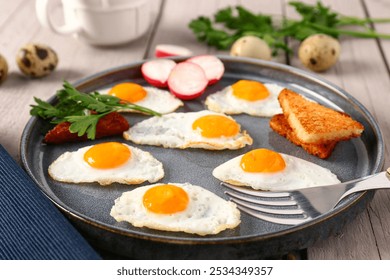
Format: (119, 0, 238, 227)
(155, 44, 193, 58)
(141, 59, 176, 88)
(167, 62, 208, 100)
(186, 55, 225, 85)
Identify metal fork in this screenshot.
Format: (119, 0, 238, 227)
(223, 167, 390, 226)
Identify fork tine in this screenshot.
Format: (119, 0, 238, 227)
(225, 190, 297, 206)
(221, 182, 291, 198)
(228, 196, 305, 215)
(236, 204, 312, 226)
(221, 182, 311, 225)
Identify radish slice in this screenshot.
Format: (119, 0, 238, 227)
(155, 44, 193, 58)
(186, 55, 225, 85)
(141, 59, 176, 88)
(167, 62, 208, 100)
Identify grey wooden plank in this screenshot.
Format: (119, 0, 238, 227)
(0, 0, 161, 158)
(147, 0, 237, 57)
(363, 0, 390, 73)
(359, 0, 390, 261)
(283, 0, 389, 259)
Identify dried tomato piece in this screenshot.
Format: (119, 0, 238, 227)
(44, 112, 129, 144)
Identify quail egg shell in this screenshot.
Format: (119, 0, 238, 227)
(16, 43, 58, 78)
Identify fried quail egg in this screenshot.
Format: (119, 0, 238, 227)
(123, 110, 253, 150)
(110, 182, 241, 235)
(205, 80, 284, 117)
(213, 148, 340, 191)
(48, 142, 164, 186)
(100, 82, 183, 114)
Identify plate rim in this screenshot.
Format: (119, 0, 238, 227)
(19, 55, 385, 245)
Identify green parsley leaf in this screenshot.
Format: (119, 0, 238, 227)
(30, 81, 161, 140)
(30, 97, 63, 119)
(189, 6, 288, 55)
(66, 112, 110, 140)
(188, 1, 390, 55)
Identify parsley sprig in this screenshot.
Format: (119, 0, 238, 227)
(189, 1, 390, 55)
(189, 6, 288, 55)
(30, 81, 161, 140)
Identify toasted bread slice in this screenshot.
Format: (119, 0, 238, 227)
(278, 88, 364, 144)
(270, 114, 337, 159)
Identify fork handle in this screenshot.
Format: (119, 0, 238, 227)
(339, 168, 390, 202)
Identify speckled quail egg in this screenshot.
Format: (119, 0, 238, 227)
(0, 54, 8, 84)
(298, 34, 341, 72)
(16, 43, 58, 78)
(230, 36, 272, 61)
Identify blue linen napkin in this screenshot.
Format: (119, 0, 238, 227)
(0, 145, 101, 260)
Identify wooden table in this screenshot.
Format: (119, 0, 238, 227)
(1, 0, 389, 259)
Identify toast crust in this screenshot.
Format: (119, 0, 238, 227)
(278, 88, 364, 144)
(270, 114, 337, 159)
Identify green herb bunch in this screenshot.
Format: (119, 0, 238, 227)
(30, 81, 160, 140)
(189, 1, 390, 55)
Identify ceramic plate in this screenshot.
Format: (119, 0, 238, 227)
(20, 56, 384, 259)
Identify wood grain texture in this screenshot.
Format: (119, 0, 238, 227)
(283, 0, 380, 260)
(359, 0, 390, 260)
(0, 0, 161, 159)
(148, 0, 232, 57)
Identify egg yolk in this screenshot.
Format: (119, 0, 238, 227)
(83, 142, 131, 169)
(192, 115, 239, 138)
(232, 80, 270, 101)
(108, 82, 147, 103)
(240, 148, 286, 173)
(143, 184, 189, 214)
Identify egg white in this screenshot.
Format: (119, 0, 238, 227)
(205, 83, 284, 117)
(48, 144, 164, 186)
(213, 151, 340, 191)
(99, 86, 183, 114)
(110, 182, 241, 235)
(123, 110, 253, 150)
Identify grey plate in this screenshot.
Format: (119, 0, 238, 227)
(20, 56, 384, 259)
